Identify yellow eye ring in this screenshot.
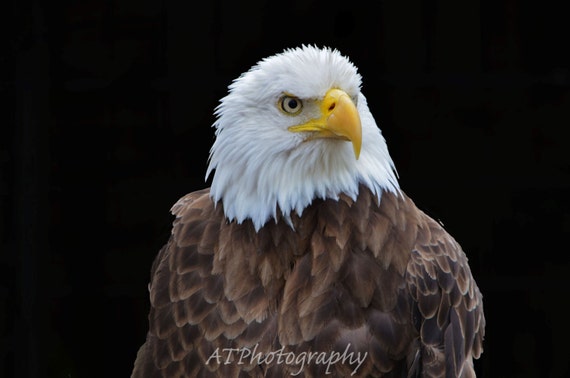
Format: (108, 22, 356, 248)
(279, 95, 303, 115)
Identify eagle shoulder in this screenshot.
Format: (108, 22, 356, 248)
(134, 188, 291, 377)
(405, 205, 486, 377)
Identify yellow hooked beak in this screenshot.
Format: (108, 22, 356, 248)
(288, 88, 362, 159)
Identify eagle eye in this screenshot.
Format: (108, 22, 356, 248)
(279, 95, 303, 115)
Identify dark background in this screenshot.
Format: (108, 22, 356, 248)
(2, 1, 569, 377)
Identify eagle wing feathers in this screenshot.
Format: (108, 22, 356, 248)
(407, 213, 485, 378)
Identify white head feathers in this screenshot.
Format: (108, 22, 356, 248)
(206, 45, 399, 231)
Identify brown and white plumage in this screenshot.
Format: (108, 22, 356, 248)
(132, 46, 485, 377)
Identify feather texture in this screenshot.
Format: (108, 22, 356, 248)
(132, 186, 485, 377)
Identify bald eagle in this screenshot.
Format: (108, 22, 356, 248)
(132, 46, 485, 377)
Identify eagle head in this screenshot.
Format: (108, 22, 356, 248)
(206, 45, 399, 230)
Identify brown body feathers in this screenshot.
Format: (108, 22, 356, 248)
(132, 185, 485, 377)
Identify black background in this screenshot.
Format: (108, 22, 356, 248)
(2, 1, 569, 377)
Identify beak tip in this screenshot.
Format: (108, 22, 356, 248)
(354, 146, 361, 160)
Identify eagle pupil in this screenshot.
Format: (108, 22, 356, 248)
(287, 99, 298, 109)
